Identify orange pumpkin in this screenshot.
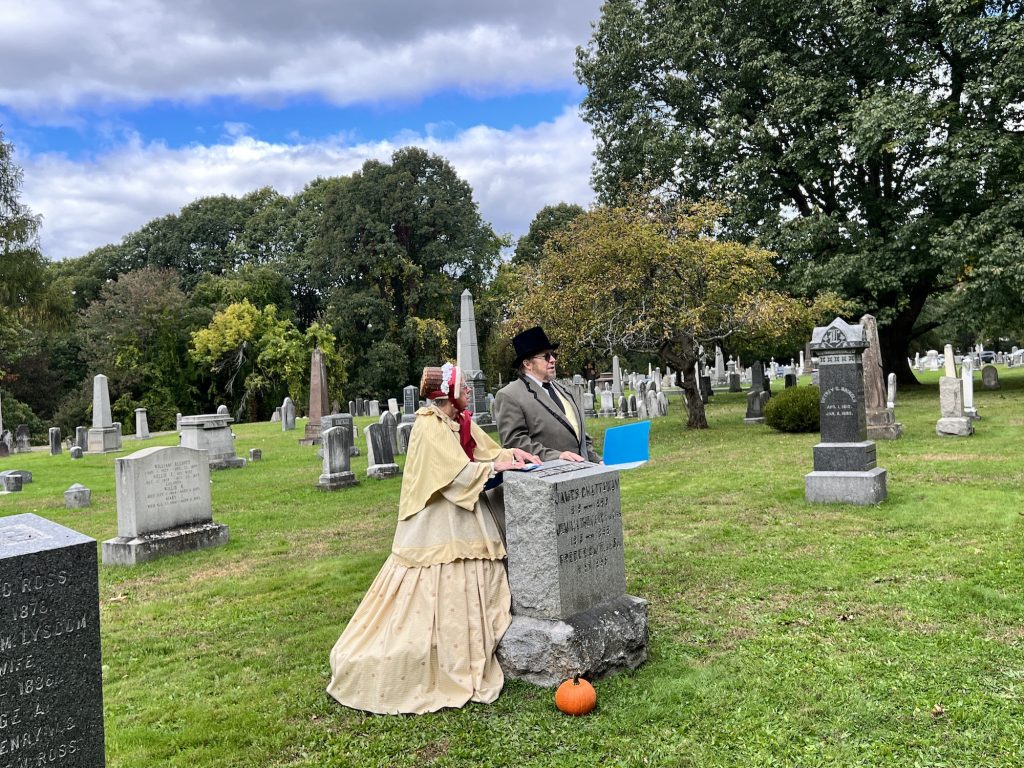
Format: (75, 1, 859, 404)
(554, 676, 597, 715)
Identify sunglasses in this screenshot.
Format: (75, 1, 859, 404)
(531, 351, 558, 362)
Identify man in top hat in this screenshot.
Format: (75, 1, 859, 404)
(493, 326, 600, 463)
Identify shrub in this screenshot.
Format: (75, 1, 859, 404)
(764, 385, 820, 433)
(0, 389, 46, 443)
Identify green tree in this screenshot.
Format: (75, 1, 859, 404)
(577, 0, 1024, 384)
(510, 196, 839, 428)
(513, 203, 585, 265)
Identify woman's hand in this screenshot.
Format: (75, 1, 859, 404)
(511, 447, 541, 465)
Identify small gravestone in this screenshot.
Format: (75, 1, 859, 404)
(48, 426, 62, 456)
(981, 364, 999, 390)
(926, 349, 939, 371)
(248, 448, 262, 462)
(65, 483, 92, 508)
(750, 361, 765, 395)
(368, 400, 380, 417)
(87, 374, 121, 453)
(805, 318, 888, 505)
(281, 397, 296, 431)
(363, 423, 399, 479)
(135, 407, 150, 439)
(402, 385, 418, 417)
(744, 388, 767, 424)
(176, 412, 182, 430)
(102, 446, 229, 565)
(270, 407, 281, 423)
(331, 399, 341, 415)
(886, 373, 897, 409)
(784, 373, 797, 388)
(0, 514, 106, 765)
(324, 414, 359, 457)
(216, 404, 228, 415)
(582, 392, 596, 418)
(497, 461, 648, 686)
(657, 391, 669, 416)
(15, 424, 30, 454)
(599, 390, 615, 418)
(728, 372, 741, 392)
(397, 422, 414, 454)
(627, 394, 637, 418)
(178, 414, 246, 469)
(1, 469, 31, 485)
(387, 398, 400, 415)
(962, 357, 979, 420)
(616, 395, 627, 418)
(645, 389, 660, 418)
(75, 425, 88, 451)
(936, 377, 974, 436)
(347, 400, 356, 417)
(1, 474, 23, 493)
(379, 412, 399, 457)
(70, 446, 84, 460)
(700, 374, 713, 401)
(317, 426, 357, 490)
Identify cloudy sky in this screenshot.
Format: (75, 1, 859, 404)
(0, 0, 603, 260)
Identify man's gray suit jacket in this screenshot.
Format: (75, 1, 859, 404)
(493, 376, 600, 463)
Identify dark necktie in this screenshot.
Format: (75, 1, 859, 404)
(543, 382, 566, 414)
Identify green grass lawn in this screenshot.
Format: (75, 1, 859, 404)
(3, 370, 1024, 767)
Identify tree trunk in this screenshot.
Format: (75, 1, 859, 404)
(663, 342, 706, 429)
(878, 283, 931, 388)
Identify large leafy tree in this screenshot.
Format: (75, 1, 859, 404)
(510, 196, 838, 428)
(310, 147, 504, 396)
(577, 0, 1024, 383)
(513, 203, 586, 265)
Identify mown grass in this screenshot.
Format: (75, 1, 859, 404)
(3, 369, 1024, 767)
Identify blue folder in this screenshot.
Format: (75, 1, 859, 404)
(601, 420, 651, 470)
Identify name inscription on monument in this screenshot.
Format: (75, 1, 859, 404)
(555, 476, 623, 579)
(143, 457, 205, 513)
(0, 518, 104, 768)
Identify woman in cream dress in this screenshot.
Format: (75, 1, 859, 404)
(327, 363, 539, 714)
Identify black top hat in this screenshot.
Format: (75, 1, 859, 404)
(512, 326, 560, 367)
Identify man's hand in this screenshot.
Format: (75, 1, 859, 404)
(558, 451, 585, 462)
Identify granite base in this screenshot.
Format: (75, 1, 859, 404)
(87, 426, 122, 453)
(317, 471, 357, 490)
(496, 594, 648, 688)
(102, 521, 230, 565)
(936, 417, 974, 436)
(867, 423, 903, 440)
(367, 463, 400, 479)
(805, 467, 887, 505)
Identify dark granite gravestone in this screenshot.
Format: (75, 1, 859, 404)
(48, 427, 62, 456)
(981, 364, 999, 390)
(363, 423, 399, 479)
(744, 389, 767, 424)
(784, 373, 797, 388)
(750, 361, 764, 393)
(316, 426, 357, 490)
(74, 426, 88, 452)
(15, 425, 30, 454)
(0, 514, 105, 766)
(805, 318, 887, 504)
(497, 461, 647, 687)
(402, 385, 418, 417)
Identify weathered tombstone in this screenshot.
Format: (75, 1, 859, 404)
(379, 411, 399, 457)
(802, 342, 814, 374)
(805, 318, 888, 505)
(70, 446, 84, 460)
(15, 424, 30, 454)
(65, 483, 92, 508)
(397, 422, 414, 455)
(331, 399, 341, 415)
(216, 404, 229, 416)
(248, 448, 262, 462)
(657, 391, 669, 416)
(627, 394, 638, 418)
(728, 370, 741, 393)
(49, 426, 62, 456)
(300, 347, 330, 446)
(324, 414, 359, 457)
(387, 398, 400, 416)
(402, 385, 419, 417)
(616, 395, 627, 419)
(363, 423, 399, 479)
(75, 425, 88, 451)
(860, 314, 902, 439)
(112, 422, 122, 451)
(87, 374, 121, 453)
(135, 407, 150, 439)
(744, 389, 766, 424)
(1, 473, 22, 493)
(582, 392, 596, 418)
(271, 406, 282, 423)
(347, 400, 356, 417)
(886, 373, 897, 410)
(496, 462, 648, 686)
(599, 390, 615, 417)
(178, 414, 246, 469)
(784, 373, 797, 388)
(317, 426, 357, 490)
(961, 356, 979, 420)
(699, 374, 713, 403)
(943, 344, 957, 378)
(102, 446, 229, 565)
(0, 432, 9, 458)
(936, 375, 974, 436)
(981, 364, 999, 390)
(612, 356, 622, 397)
(175, 412, 182, 431)
(636, 393, 648, 420)
(281, 397, 296, 431)
(1, 469, 32, 486)
(645, 389, 659, 419)
(0, 513, 106, 764)
(750, 361, 765, 394)
(925, 349, 939, 371)
(368, 400, 380, 417)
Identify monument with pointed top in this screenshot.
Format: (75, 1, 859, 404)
(87, 373, 122, 453)
(300, 347, 330, 446)
(458, 290, 496, 432)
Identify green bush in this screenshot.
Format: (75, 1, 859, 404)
(0, 388, 46, 443)
(764, 385, 820, 433)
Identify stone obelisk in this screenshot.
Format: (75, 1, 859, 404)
(458, 289, 495, 431)
(299, 347, 330, 446)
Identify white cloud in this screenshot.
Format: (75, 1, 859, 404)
(19, 107, 596, 260)
(0, 0, 602, 114)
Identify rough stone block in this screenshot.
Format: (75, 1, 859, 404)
(805, 467, 888, 505)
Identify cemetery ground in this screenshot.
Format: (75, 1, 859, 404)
(3, 373, 1024, 767)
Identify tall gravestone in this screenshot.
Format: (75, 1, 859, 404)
(611, 356, 622, 397)
(48, 427, 62, 456)
(962, 357, 979, 420)
(458, 291, 496, 431)
(379, 411, 399, 457)
(300, 347, 330, 446)
(75, 426, 88, 452)
(397, 422, 414, 454)
(316, 426, 357, 490)
(281, 397, 296, 431)
(860, 314, 902, 439)
(87, 374, 121, 453)
(135, 408, 150, 440)
(805, 318, 888, 505)
(15, 425, 30, 454)
(497, 461, 648, 686)
(324, 414, 359, 457)
(0, 514, 106, 766)
(363, 423, 399, 479)
(402, 385, 418, 422)
(102, 446, 229, 565)
(178, 414, 246, 470)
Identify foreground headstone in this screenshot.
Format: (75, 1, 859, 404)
(0, 514, 105, 765)
(860, 314, 902, 439)
(102, 446, 229, 565)
(1, 469, 32, 486)
(87, 373, 122, 453)
(805, 318, 888, 505)
(363, 423, 399, 479)
(179, 414, 246, 469)
(497, 461, 648, 686)
(65, 483, 92, 508)
(317, 426, 357, 490)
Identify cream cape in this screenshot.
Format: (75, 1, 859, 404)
(398, 405, 511, 521)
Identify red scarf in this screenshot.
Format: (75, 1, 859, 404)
(457, 409, 476, 460)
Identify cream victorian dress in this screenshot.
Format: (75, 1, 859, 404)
(327, 404, 516, 714)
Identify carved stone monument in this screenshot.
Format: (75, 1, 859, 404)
(0, 514, 106, 765)
(860, 314, 902, 439)
(299, 347, 330, 446)
(316, 426, 357, 490)
(87, 373, 122, 453)
(364, 423, 400, 479)
(497, 461, 648, 686)
(178, 413, 246, 470)
(805, 318, 888, 505)
(102, 446, 229, 565)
